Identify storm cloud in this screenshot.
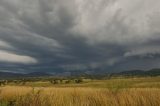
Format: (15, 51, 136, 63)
(0, 0, 160, 73)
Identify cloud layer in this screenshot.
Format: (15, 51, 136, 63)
(0, 0, 160, 73)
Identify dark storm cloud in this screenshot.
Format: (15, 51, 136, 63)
(0, 0, 160, 73)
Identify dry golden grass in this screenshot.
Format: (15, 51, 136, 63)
(0, 86, 160, 106)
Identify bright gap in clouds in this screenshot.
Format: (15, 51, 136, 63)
(0, 50, 37, 64)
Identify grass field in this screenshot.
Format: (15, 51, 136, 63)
(1, 77, 160, 106)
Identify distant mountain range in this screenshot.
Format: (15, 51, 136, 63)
(113, 68, 160, 77)
(0, 68, 160, 79)
(0, 72, 52, 79)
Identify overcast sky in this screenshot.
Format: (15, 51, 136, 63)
(0, 0, 160, 73)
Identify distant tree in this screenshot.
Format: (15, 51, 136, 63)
(50, 79, 58, 84)
(65, 80, 70, 84)
(75, 79, 83, 83)
(49, 80, 54, 84)
(59, 79, 63, 84)
(21, 79, 27, 85)
(14, 80, 19, 84)
(0, 80, 6, 86)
